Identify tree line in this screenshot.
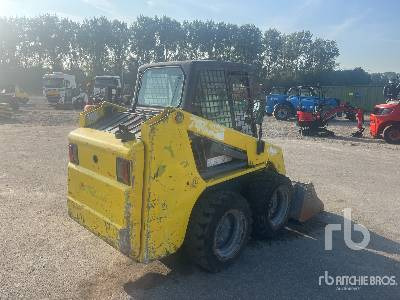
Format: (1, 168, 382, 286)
(0, 15, 395, 92)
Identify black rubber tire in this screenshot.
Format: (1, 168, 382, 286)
(383, 125, 400, 144)
(273, 103, 292, 120)
(184, 190, 252, 273)
(345, 112, 356, 121)
(246, 171, 293, 239)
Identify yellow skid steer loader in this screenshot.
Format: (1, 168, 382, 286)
(67, 60, 323, 272)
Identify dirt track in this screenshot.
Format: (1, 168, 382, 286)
(0, 97, 399, 299)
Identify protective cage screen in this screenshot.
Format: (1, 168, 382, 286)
(195, 69, 252, 135)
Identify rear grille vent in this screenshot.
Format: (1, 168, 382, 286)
(91, 107, 162, 134)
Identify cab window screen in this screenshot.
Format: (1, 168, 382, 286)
(137, 67, 184, 107)
(195, 69, 252, 135)
(195, 69, 232, 128)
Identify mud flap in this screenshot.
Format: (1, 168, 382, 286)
(289, 182, 324, 222)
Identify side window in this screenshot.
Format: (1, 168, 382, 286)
(195, 70, 232, 128)
(228, 72, 252, 135)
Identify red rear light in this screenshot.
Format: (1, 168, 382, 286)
(68, 143, 79, 164)
(116, 157, 131, 185)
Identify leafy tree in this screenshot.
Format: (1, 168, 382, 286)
(0, 17, 24, 67)
(1, 14, 371, 92)
(108, 19, 130, 74)
(130, 15, 158, 64)
(77, 16, 113, 75)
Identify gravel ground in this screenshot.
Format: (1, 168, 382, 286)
(0, 97, 399, 299)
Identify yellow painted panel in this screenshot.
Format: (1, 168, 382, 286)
(139, 109, 286, 261)
(140, 113, 206, 262)
(68, 164, 129, 228)
(68, 196, 121, 251)
(68, 105, 287, 263)
(67, 133, 145, 259)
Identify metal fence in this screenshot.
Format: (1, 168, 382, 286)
(322, 85, 385, 111)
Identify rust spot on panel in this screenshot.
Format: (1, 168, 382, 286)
(119, 193, 132, 255)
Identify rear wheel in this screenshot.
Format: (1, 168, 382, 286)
(383, 125, 400, 144)
(273, 103, 292, 120)
(247, 171, 293, 239)
(184, 191, 252, 272)
(346, 112, 356, 121)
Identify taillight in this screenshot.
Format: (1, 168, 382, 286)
(116, 157, 131, 185)
(68, 143, 79, 164)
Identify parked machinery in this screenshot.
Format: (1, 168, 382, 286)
(93, 75, 122, 104)
(0, 85, 30, 117)
(266, 85, 341, 121)
(370, 100, 400, 144)
(383, 77, 400, 102)
(67, 60, 323, 272)
(43, 72, 77, 106)
(297, 103, 362, 137)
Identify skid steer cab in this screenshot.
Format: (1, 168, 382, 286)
(67, 60, 322, 272)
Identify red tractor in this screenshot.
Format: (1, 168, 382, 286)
(370, 100, 400, 144)
(297, 103, 363, 137)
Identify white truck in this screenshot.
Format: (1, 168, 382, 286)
(93, 75, 122, 103)
(43, 72, 77, 105)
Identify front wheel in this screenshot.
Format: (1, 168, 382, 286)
(346, 112, 356, 121)
(184, 191, 252, 272)
(273, 103, 292, 120)
(247, 172, 293, 239)
(383, 125, 400, 144)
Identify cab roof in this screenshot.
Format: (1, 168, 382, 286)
(138, 60, 254, 74)
(95, 75, 120, 78)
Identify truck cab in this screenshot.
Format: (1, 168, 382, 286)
(43, 72, 77, 105)
(370, 101, 400, 144)
(93, 75, 122, 103)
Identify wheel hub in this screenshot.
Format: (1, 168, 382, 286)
(214, 209, 247, 261)
(277, 108, 288, 119)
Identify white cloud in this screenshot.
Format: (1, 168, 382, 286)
(80, 0, 128, 21)
(327, 9, 371, 39)
(82, 0, 113, 13)
(328, 16, 361, 38)
(260, 0, 322, 32)
(146, 0, 155, 7)
(0, 0, 27, 17)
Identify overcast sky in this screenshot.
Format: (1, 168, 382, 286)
(1, 0, 399, 73)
